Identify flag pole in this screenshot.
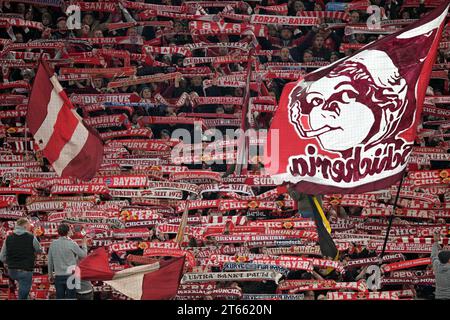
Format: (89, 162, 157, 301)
(235, 50, 254, 176)
(380, 170, 408, 258)
(24, 120, 29, 160)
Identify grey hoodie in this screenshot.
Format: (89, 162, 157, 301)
(431, 243, 450, 300)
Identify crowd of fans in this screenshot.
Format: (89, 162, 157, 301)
(0, 0, 449, 300)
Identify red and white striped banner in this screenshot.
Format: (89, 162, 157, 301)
(26, 61, 104, 180)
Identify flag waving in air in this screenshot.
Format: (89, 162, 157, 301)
(265, 3, 449, 194)
(26, 61, 104, 181)
(78, 248, 185, 300)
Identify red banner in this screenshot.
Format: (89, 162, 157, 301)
(265, 6, 448, 194)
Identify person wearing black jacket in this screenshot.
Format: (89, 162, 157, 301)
(0, 218, 42, 299)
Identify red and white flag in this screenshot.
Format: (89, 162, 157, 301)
(79, 248, 185, 300)
(27, 61, 104, 180)
(264, 3, 449, 194)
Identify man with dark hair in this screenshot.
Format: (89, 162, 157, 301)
(48, 223, 88, 299)
(0, 218, 42, 299)
(432, 232, 450, 300)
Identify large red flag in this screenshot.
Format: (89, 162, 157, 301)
(78, 248, 185, 300)
(264, 3, 449, 194)
(27, 61, 104, 181)
(77, 248, 115, 281)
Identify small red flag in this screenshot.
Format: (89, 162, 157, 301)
(79, 248, 185, 300)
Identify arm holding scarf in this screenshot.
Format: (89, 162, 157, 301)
(119, 2, 144, 36)
(355, 266, 369, 281)
(70, 239, 88, 259)
(33, 236, 43, 254)
(431, 232, 442, 273)
(48, 244, 54, 281)
(0, 241, 7, 264)
(289, 28, 318, 62)
(310, 270, 324, 280)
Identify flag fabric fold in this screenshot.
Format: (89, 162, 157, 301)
(78, 248, 185, 300)
(27, 60, 104, 181)
(307, 195, 338, 261)
(77, 247, 115, 281)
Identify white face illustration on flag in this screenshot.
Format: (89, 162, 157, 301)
(288, 49, 408, 153)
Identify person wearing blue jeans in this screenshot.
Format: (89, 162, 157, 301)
(7, 269, 33, 300)
(48, 223, 88, 299)
(54, 275, 76, 299)
(0, 218, 42, 300)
